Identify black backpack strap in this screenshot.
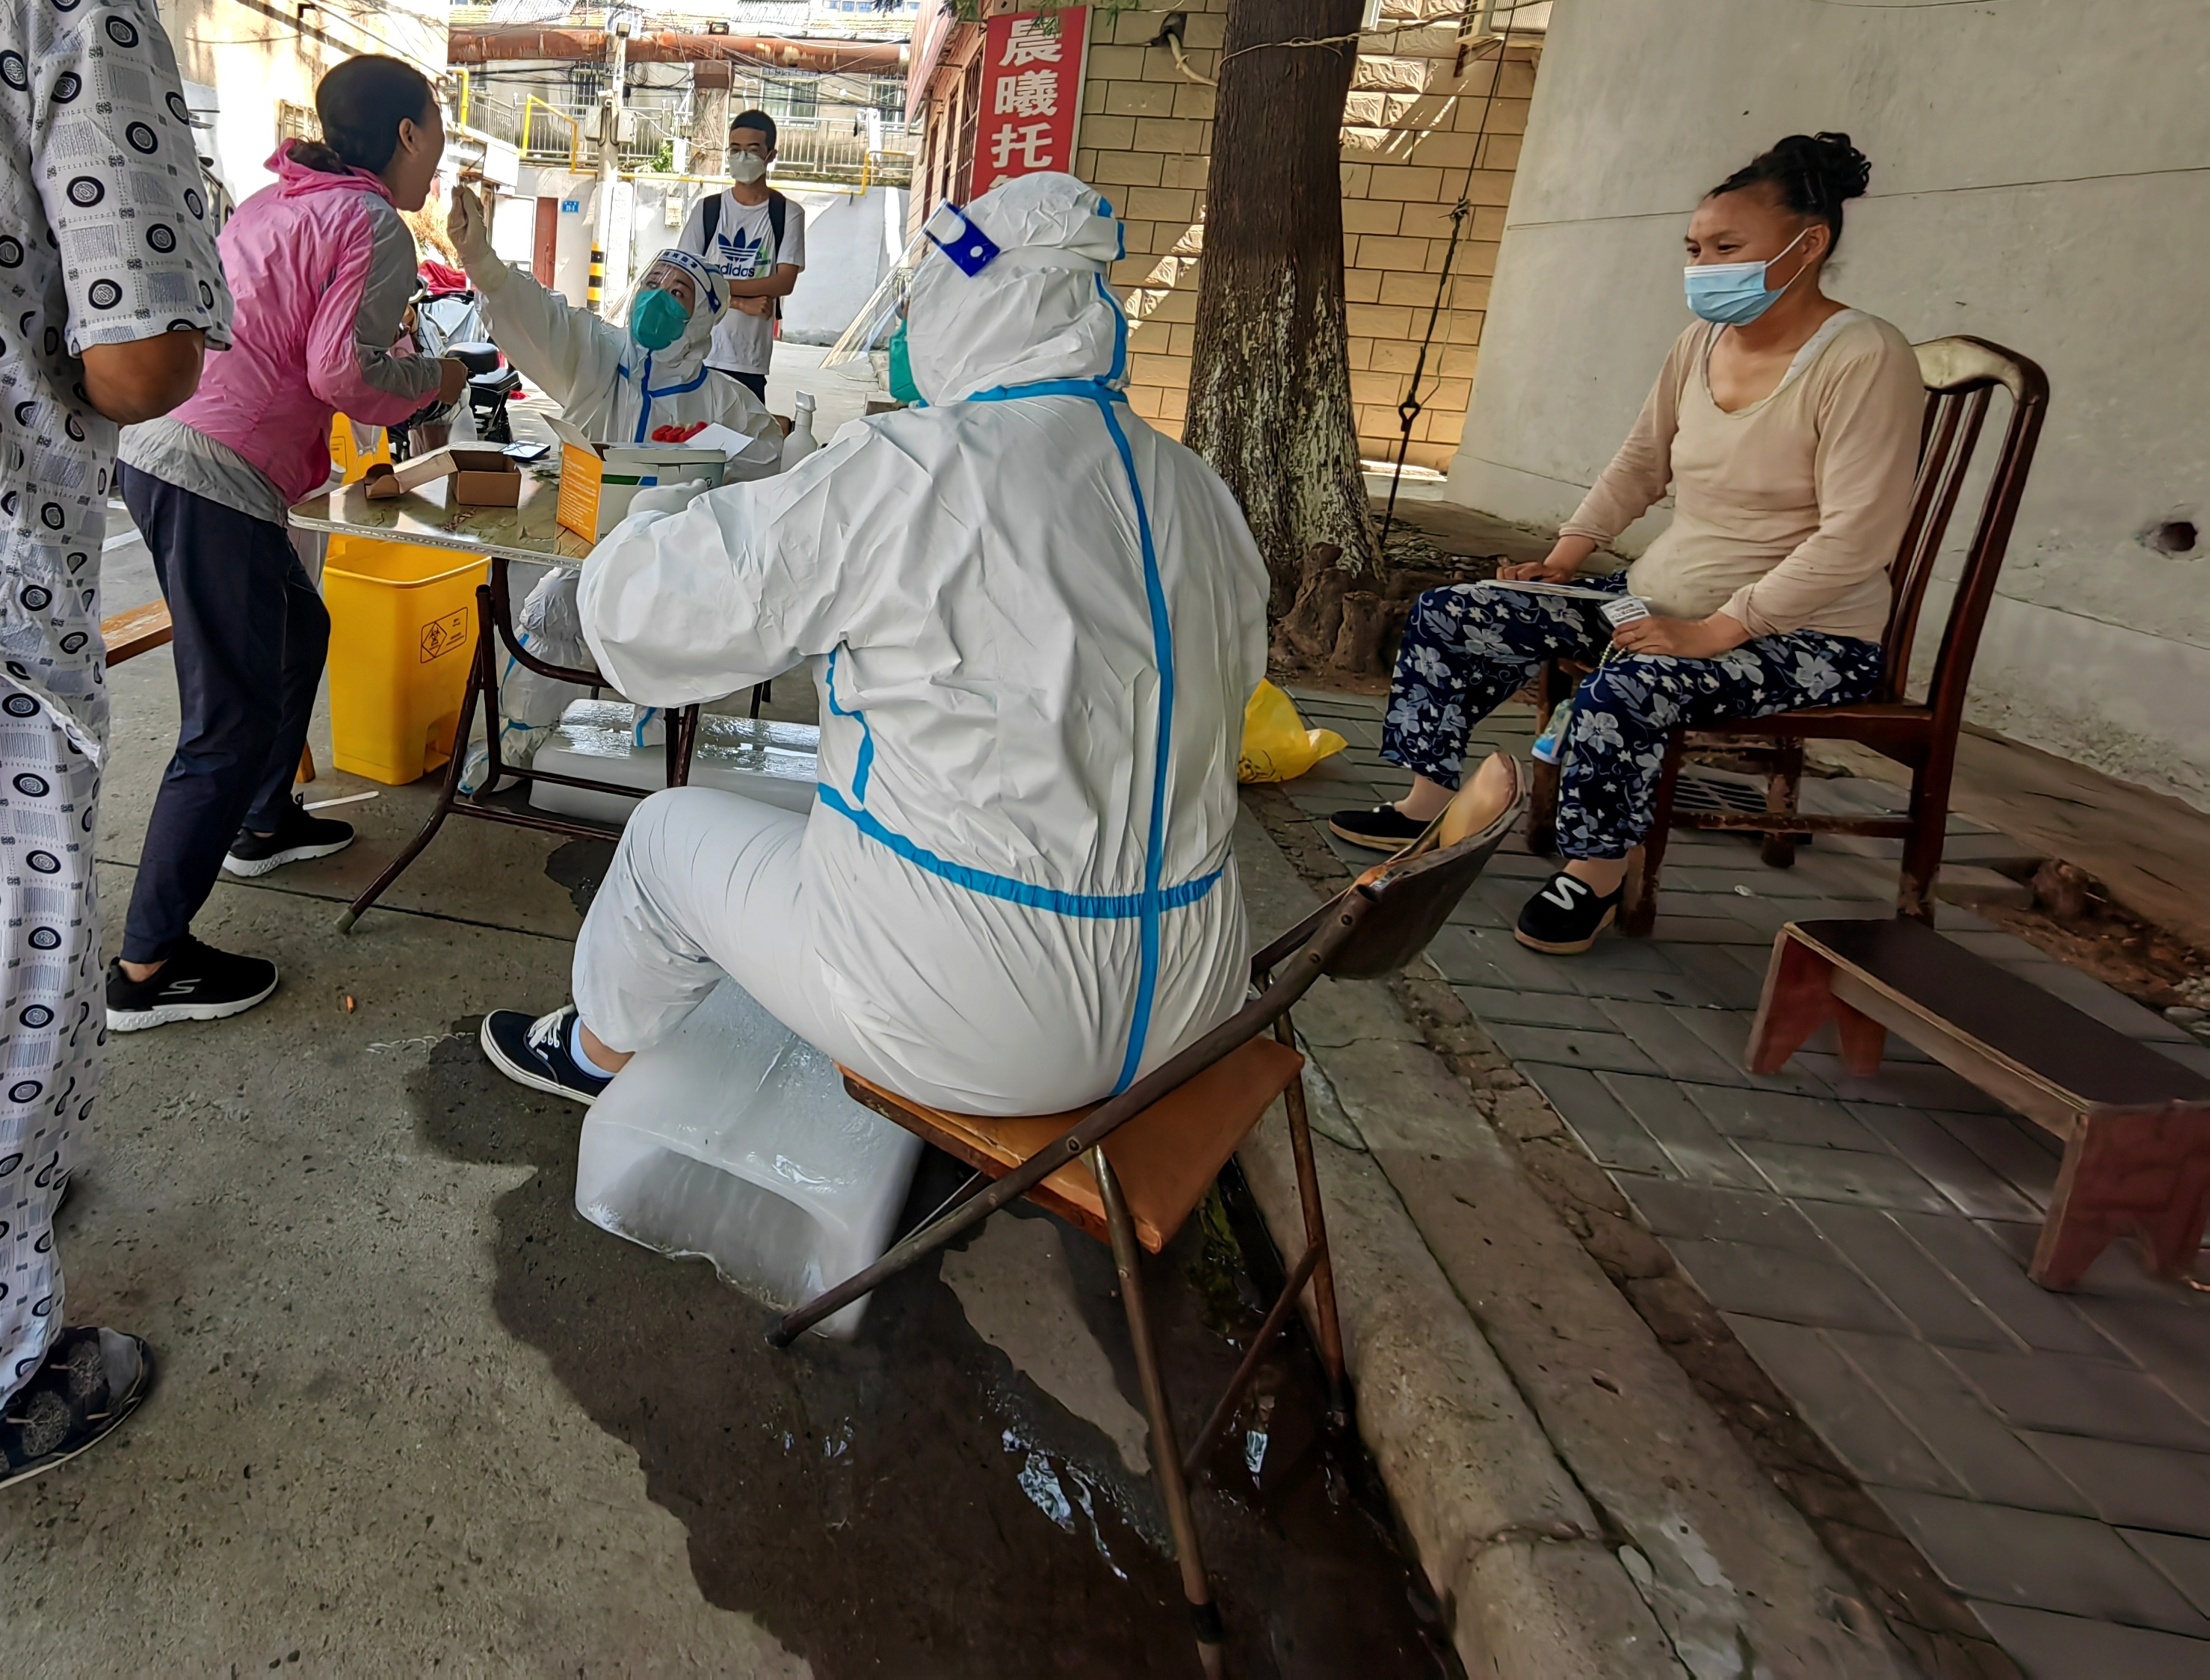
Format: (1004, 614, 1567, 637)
(701, 191, 720, 250)
(768, 191, 787, 322)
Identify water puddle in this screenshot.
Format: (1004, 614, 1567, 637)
(415, 1028, 1460, 1677)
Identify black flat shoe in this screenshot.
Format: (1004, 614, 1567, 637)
(1327, 803, 1429, 852)
(1514, 871, 1622, 954)
(1, 1327, 153, 1489)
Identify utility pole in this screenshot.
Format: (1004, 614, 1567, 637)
(589, 13, 630, 315)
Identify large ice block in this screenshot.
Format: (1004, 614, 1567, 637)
(528, 698, 820, 825)
(574, 980, 923, 1338)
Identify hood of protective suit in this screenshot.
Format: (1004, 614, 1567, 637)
(626, 247, 728, 385)
(904, 173, 1129, 405)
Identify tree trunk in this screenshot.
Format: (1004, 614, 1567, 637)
(1185, 0, 1377, 620)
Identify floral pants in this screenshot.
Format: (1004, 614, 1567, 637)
(1382, 577, 1883, 859)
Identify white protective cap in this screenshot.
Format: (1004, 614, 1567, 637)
(904, 173, 1128, 404)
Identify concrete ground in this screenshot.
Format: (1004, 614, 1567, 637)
(1271, 686, 2210, 1679)
(4, 517, 1460, 1675)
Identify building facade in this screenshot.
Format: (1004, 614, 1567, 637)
(907, 1, 1542, 470)
(1446, 0, 2210, 809)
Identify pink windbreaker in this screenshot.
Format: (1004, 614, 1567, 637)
(165, 143, 440, 504)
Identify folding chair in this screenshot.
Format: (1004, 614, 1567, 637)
(769, 754, 1527, 1676)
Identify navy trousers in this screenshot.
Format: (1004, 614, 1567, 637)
(116, 466, 329, 963)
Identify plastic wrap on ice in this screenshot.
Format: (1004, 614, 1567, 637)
(575, 980, 925, 1338)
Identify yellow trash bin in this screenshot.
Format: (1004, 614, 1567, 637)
(328, 416, 392, 484)
(323, 536, 490, 785)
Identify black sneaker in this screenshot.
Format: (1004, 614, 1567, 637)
(1327, 803, 1430, 853)
(2, 1326, 153, 1490)
(1514, 871, 1623, 954)
(480, 1006, 614, 1105)
(223, 799, 355, 878)
(106, 936, 279, 1032)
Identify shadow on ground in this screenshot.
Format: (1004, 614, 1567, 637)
(410, 1023, 1460, 1679)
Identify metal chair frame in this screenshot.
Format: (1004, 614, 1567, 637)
(768, 770, 1527, 1676)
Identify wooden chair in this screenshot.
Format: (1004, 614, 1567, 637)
(1526, 336, 2050, 933)
(1749, 918, 2210, 1291)
(768, 755, 1528, 1677)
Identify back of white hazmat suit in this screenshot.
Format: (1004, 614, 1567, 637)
(469, 246, 782, 470)
(574, 173, 1270, 1116)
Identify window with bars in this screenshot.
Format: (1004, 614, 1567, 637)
(275, 99, 321, 148)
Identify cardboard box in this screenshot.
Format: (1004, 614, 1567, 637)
(546, 416, 727, 541)
(360, 445, 522, 507)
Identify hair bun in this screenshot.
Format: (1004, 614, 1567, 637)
(1775, 132, 1871, 204)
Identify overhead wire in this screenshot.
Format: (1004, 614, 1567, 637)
(1375, 10, 1516, 554)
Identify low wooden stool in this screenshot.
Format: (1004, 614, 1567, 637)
(1748, 918, 2210, 1291)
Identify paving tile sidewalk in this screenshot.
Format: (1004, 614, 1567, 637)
(1275, 686, 2210, 1680)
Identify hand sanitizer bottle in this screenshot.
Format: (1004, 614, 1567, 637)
(780, 392, 821, 474)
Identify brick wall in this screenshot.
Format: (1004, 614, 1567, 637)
(1069, 1, 1539, 470)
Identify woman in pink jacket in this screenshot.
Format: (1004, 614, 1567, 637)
(111, 56, 465, 1028)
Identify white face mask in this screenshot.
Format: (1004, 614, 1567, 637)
(729, 152, 768, 184)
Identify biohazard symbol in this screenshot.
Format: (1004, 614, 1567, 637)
(419, 609, 468, 663)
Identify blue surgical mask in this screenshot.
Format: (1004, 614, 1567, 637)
(887, 318, 921, 406)
(630, 288, 690, 351)
(1683, 228, 1810, 325)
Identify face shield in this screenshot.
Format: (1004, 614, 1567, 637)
(821, 201, 993, 371)
(826, 201, 1035, 404)
(828, 182, 1126, 404)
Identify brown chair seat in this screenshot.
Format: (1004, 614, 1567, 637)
(841, 1034, 1304, 1254)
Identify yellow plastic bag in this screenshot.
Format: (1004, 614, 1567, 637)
(1238, 680, 1348, 784)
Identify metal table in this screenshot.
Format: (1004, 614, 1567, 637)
(291, 470, 703, 933)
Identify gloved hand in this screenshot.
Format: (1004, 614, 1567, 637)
(627, 477, 711, 519)
(447, 182, 497, 274)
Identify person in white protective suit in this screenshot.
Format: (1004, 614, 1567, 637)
(445, 185, 782, 469)
(477, 172, 1271, 1119)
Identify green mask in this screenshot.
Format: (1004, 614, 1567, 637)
(887, 318, 921, 406)
(630, 288, 690, 352)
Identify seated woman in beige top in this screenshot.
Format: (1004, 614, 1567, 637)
(1331, 132, 1925, 954)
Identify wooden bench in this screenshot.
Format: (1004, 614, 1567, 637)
(1748, 917, 2210, 1291)
(100, 599, 173, 664)
(102, 600, 315, 782)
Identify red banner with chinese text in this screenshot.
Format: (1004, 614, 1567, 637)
(975, 7, 1090, 195)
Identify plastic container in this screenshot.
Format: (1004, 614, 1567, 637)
(328, 417, 392, 484)
(780, 392, 820, 474)
(528, 699, 820, 824)
(322, 537, 490, 784)
(575, 980, 925, 1338)
(1531, 696, 1574, 765)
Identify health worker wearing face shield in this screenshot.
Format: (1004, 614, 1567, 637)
(445, 186, 781, 468)
(478, 173, 1271, 1128)
(1330, 132, 1923, 960)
